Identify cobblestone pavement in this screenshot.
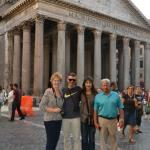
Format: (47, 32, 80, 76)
(0, 106, 150, 150)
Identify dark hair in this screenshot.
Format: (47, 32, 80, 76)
(82, 76, 97, 95)
(127, 85, 134, 90)
(13, 83, 18, 88)
(68, 72, 76, 77)
(9, 83, 13, 90)
(0, 85, 2, 91)
(48, 82, 52, 88)
(110, 82, 117, 87)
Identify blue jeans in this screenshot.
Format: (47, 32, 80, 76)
(81, 122, 95, 150)
(44, 120, 62, 150)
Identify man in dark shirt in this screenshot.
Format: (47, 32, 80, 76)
(62, 72, 82, 150)
(10, 83, 25, 121)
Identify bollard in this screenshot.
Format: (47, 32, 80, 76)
(21, 96, 34, 116)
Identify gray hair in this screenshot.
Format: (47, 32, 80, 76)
(101, 78, 110, 86)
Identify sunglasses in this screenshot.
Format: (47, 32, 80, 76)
(68, 79, 76, 82)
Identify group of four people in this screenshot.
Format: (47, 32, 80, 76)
(39, 72, 124, 150)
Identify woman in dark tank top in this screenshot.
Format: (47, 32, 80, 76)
(122, 86, 138, 144)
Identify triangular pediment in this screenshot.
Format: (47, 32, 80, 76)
(64, 0, 150, 29)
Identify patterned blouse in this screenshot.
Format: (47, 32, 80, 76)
(39, 88, 63, 121)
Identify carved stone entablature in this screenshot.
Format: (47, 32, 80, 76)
(5, 0, 18, 4)
(97, 0, 110, 6)
(68, 11, 150, 42)
(2, 0, 33, 18)
(1, 0, 150, 43)
(60, 0, 150, 29)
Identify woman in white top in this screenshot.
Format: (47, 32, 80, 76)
(7, 84, 14, 119)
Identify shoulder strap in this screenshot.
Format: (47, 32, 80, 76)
(84, 94, 90, 114)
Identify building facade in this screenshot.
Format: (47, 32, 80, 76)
(0, 0, 150, 95)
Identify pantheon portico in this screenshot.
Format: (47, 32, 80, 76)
(0, 0, 150, 96)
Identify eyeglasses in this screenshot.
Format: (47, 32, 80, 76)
(68, 79, 76, 82)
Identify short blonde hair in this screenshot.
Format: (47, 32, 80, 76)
(50, 72, 62, 82)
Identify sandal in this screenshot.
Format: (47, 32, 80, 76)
(129, 139, 136, 144)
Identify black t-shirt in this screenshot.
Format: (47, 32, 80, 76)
(123, 94, 136, 113)
(62, 86, 82, 118)
(14, 89, 21, 103)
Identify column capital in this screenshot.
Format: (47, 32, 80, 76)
(123, 37, 130, 44)
(134, 39, 140, 43)
(57, 21, 66, 31)
(76, 25, 85, 34)
(35, 15, 44, 23)
(93, 29, 102, 38)
(13, 27, 21, 35)
(110, 33, 117, 40)
(22, 21, 31, 30)
(144, 42, 150, 50)
(7, 31, 13, 39)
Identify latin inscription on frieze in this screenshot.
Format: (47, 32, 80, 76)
(97, 0, 110, 6)
(68, 11, 150, 41)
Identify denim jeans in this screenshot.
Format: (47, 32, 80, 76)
(44, 120, 62, 150)
(81, 122, 95, 150)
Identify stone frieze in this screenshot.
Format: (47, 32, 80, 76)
(1, 0, 150, 42)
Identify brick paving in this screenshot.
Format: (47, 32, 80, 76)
(0, 106, 150, 150)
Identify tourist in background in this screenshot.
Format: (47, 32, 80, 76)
(134, 86, 143, 133)
(10, 83, 25, 121)
(110, 81, 119, 93)
(0, 85, 5, 117)
(7, 83, 14, 119)
(122, 86, 138, 144)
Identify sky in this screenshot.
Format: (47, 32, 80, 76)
(131, 0, 150, 19)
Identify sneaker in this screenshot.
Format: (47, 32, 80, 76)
(19, 116, 25, 120)
(137, 130, 142, 133)
(9, 119, 14, 122)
